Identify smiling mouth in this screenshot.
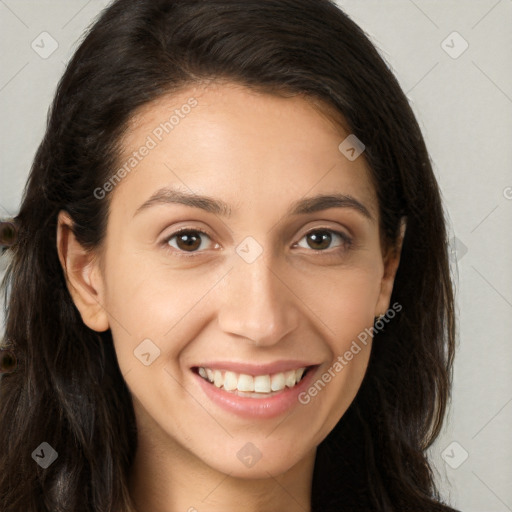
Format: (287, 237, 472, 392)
(193, 366, 312, 398)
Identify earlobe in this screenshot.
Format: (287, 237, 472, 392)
(375, 217, 406, 317)
(56, 210, 110, 332)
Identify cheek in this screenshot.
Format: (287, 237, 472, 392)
(101, 251, 222, 368)
(293, 267, 379, 417)
(295, 263, 382, 339)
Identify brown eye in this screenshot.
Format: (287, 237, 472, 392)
(165, 229, 214, 253)
(297, 229, 351, 252)
(306, 231, 332, 250)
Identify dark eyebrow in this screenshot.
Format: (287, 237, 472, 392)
(133, 186, 374, 222)
(133, 187, 233, 218)
(287, 193, 374, 222)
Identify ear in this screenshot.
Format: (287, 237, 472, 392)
(374, 217, 406, 317)
(56, 210, 110, 332)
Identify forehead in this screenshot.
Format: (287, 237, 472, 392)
(111, 81, 378, 220)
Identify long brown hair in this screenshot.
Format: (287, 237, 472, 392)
(0, 1, 457, 510)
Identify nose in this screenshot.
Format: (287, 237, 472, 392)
(216, 252, 300, 347)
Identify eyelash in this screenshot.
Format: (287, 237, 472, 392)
(162, 227, 353, 258)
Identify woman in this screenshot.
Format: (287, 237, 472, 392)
(0, 0, 458, 510)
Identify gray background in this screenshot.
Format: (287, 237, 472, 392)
(1, 1, 511, 510)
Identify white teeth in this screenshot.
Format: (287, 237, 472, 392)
(237, 374, 254, 392)
(213, 369, 223, 388)
(197, 366, 308, 394)
(284, 370, 296, 388)
(270, 372, 286, 391)
(254, 375, 271, 393)
(223, 371, 238, 391)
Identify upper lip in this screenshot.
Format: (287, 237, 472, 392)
(192, 360, 318, 375)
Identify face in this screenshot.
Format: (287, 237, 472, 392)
(59, 82, 401, 479)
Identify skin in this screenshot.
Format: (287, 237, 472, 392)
(57, 82, 403, 512)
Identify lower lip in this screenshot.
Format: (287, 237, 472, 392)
(194, 367, 318, 419)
